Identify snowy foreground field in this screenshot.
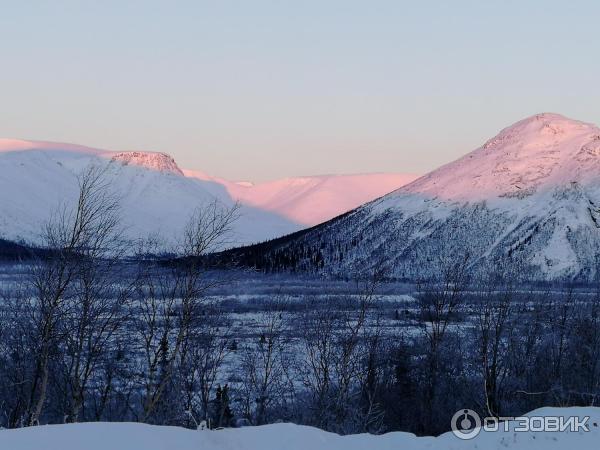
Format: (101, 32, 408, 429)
(0, 407, 597, 450)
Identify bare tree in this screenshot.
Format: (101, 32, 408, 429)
(299, 269, 383, 433)
(547, 287, 575, 387)
(179, 307, 232, 426)
(239, 298, 291, 425)
(60, 269, 132, 423)
(135, 200, 239, 422)
(416, 251, 469, 430)
(0, 282, 38, 427)
(473, 275, 513, 418)
(356, 313, 387, 433)
(25, 165, 122, 426)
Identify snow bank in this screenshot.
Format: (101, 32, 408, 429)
(0, 407, 597, 450)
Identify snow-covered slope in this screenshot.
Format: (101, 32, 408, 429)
(0, 140, 296, 247)
(0, 139, 414, 248)
(397, 113, 600, 202)
(243, 114, 600, 281)
(184, 170, 418, 226)
(0, 407, 596, 450)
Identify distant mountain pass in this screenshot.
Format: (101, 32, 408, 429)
(184, 170, 419, 226)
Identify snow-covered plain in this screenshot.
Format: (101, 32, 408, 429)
(0, 139, 415, 248)
(0, 407, 596, 450)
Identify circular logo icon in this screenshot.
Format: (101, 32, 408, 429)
(451, 409, 482, 440)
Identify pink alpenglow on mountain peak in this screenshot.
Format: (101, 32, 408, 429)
(284, 113, 600, 281)
(395, 113, 600, 203)
(109, 151, 184, 176)
(0, 138, 418, 246)
(182, 170, 419, 226)
(223, 173, 420, 226)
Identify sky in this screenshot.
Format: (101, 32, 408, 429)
(1, 0, 600, 182)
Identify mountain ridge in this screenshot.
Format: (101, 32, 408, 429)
(220, 113, 600, 281)
(0, 138, 416, 249)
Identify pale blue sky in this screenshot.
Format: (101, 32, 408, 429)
(1, 1, 599, 181)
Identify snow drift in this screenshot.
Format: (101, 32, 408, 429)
(0, 407, 596, 450)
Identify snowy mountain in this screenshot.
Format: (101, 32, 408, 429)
(226, 114, 600, 281)
(0, 139, 414, 249)
(184, 170, 418, 226)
